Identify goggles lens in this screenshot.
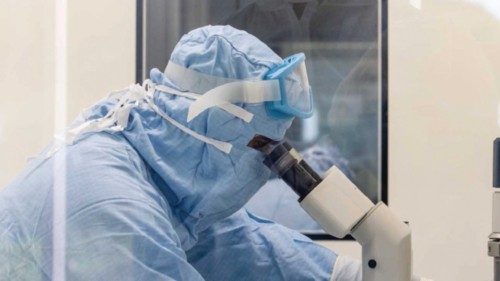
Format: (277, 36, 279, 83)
(265, 53, 313, 119)
(285, 61, 312, 114)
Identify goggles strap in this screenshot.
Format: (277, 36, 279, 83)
(187, 79, 281, 122)
(155, 84, 254, 123)
(164, 61, 281, 122)
(165, 61, 239, 94)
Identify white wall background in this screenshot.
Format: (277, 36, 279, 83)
(327, 2, 500, 280)
(0, 0, 135, 187)
(389, 1, 500, 280)
(0, 1, 55, 187)
(1, 0, 500, 280)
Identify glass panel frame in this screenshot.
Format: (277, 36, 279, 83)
(136, 0, 388, 240)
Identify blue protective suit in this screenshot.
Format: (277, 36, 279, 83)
(0, 25, 359, 280)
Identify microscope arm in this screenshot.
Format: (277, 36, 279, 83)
(246, 136, 430, 281)
(300, 167, 416, 281)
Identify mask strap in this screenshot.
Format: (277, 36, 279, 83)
(144, 101, 233, 153)
(142, 83, 233, 153)
(53, 81, 233, 155)
(187, 79, 281, 122)
(154, 84, 254, 123)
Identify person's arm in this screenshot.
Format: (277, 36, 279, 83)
(61, 198, 205, 281)
(186, 208, 361, 281)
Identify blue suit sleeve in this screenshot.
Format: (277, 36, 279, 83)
(0, 134, 206, 281)
(62, 199, 205, 281)
(186, 209, 337, 281)
(56, 137, 206, 281)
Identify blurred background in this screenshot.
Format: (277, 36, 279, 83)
(1, 0, 500, 280)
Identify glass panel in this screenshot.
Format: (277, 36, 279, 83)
(143, 0, 383, 234)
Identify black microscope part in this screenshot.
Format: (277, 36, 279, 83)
(248, 135, 322, 200)
(494, 138, 500, 188)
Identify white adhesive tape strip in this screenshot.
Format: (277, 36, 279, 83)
(155, 84, 254, 123)
(165, 62, 239, 94)
(55, 83, 233, 155)
(187, 79, 280, 122)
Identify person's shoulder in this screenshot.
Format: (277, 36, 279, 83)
(67, 132, 135, 165)
(1, 132, 155, 216)
(63, 132, 156, 202)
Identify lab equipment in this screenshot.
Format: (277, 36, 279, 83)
(248, 135, 431, 281)
(489, 138, 500, 280)
(245, 144, 351, 231)
(0, 25, 357, 280)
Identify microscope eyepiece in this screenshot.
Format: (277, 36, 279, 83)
(248, 135, 322, 200)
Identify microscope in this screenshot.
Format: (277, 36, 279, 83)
(489, 138, 500, 280)
(249, 135, 430, 281)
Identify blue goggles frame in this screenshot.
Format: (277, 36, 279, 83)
(265, 53, 314, 119)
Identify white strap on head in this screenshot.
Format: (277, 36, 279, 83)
(187, 79, 280, 122)
(164, 61, 280, 123)
(165, 61, 240, 94)
(50, 81, 234, 155)
(155, 84, 254, 123)
(142, 86, 233, 153)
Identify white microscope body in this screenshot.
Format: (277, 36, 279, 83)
(300, 167, 414, 281)
(249, 136, 430, 281)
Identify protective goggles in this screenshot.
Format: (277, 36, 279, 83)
(264, 53, 313, 119)
(164, 53, 314, 122)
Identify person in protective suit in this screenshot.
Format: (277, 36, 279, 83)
(0, 25, 360, 280)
